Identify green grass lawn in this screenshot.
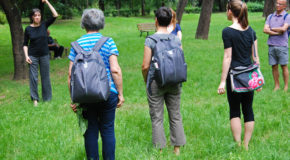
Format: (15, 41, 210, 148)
(0, 12, 289, 159)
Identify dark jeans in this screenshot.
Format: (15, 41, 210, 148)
(82, 92, 118, 160)
(49, 46, 64, 58)
(29, 55, 52, 101)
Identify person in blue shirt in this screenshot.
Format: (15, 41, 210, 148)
(167, 8, 182, 40)
(68, 9, 124, 160)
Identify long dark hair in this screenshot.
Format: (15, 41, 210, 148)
(227, 0, 249, 29)
(29, 8, 41, 24)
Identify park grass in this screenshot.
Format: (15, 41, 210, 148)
(0, 12, 289, 159)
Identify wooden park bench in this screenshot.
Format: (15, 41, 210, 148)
(137, 23, 156, 37)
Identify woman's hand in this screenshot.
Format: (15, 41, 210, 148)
(218, 82, 226, 95)
(117, 94, 124, 108)
(256, 88, 262, 92)
(70, 103, 77, 112)
(42, 0, 47, 3)
(26, 57, 32, 64)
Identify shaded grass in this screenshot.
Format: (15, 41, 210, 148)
(0, 13, 289, 159)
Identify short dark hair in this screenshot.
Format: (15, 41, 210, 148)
(29, 8, 41, 24)
(155, 7, 172, 27)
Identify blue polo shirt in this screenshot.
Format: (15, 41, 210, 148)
(68, 33, 119, 94)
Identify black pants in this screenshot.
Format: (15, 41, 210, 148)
(226, 77, 254, 122)
(49, 46, 64, 58)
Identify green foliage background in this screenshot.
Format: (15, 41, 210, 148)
(0, 12, 289, 159)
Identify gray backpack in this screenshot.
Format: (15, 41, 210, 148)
(147, 34, 187, 87)
(70, 37, 110, 103)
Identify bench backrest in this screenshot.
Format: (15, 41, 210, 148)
(137, 23, 156, 31)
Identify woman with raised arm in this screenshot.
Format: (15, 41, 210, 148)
(23, 0, 58, 106)
(217, 0, 261, 150)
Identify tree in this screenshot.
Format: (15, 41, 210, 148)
(195, 0, 214, 39)
(99, 0, 105, 11)
(0, 0, 28, 80)
(263, 0, 275, 18)
(176, 0, 188, 24)
(141, 0, 145, 16)
(217, 0, 226, 12)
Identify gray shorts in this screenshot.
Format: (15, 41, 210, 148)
(268, 46, 289, 65)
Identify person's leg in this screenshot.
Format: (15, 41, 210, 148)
(164, 84, 185, 155)
(281, 65, 289, 91)
(277, 46, 289, 91)
(226, 78, 242, 145)
(146, 81, 167, 149)
(49, 46, 58, 58)
(272, 64, 280, 91)
(58, 46, 64, 58)
(39, 55, 52, 101)
(28, 56, 39, 104)
(84, 104, 100, 160)
(99, 92, 118, 160)
(241, 91, 255, 150)
(269, 46, 280, 91)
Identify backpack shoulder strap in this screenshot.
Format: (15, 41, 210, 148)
(284, 13, 288, 20)
(147, 35, 160, 43)
(269, 14, 273, 20)
(71, 41, 86, 54)
(92, 36, 110, 52)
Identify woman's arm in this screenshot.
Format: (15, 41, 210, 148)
(68, 61, 77, 112)
(252, 40, 259, 64)
(43, 0, 58, 17)
(110, 55, 124, 108)
(142, 46, 152, 83)
(23, 46, 32, 64)
(217, 48, 232, 95)
(177, 31, 182, 41)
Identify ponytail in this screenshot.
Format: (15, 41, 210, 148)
(238, 2, 248, 29)
(229, 0, 249, 29)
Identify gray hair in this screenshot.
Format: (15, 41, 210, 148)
(81, 9, 105, 31)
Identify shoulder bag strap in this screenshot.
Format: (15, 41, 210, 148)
(251, 28, 257, 64)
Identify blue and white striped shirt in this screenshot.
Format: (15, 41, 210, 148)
(68, 33, 119, 94)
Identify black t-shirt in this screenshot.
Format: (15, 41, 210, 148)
(222, 26, 257, 68)
(23, 17, 56, 57)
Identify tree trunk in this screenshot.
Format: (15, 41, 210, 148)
(99, 0, 105, 11)
(0, 0, 28, 80)
(218, 0, 226, 12)
(195, 0, 214, 40)
(116, 0, 121, 10)
(263, 0, 275, 18)
(176, 0, 188, 24)
(141, 0, 145, 16)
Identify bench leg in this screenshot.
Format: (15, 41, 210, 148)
(147, 32, 149, 37)
(140, 31, 142, 37)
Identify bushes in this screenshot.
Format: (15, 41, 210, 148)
(184, 7, 201, 14)
(0, 11, 6, 25)
(247, 2, 264, 12)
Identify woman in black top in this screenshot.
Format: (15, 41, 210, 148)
(217, 0, 261, 150)
(23, 0, 58, 106)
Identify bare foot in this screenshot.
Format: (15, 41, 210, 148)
(284, 86, 288, 92)
(273, 87, 280, 91)
(243, 143, 249, 151)
(174, 146, 180, 156)
(33, 100, 38, 107)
